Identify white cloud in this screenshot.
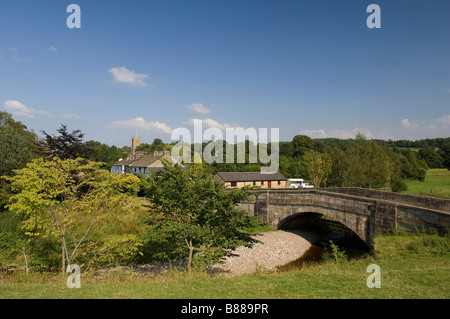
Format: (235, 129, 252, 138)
(298, 129, 328, 138)
(2, 100, 54, 118)
(438, 115, 450, 124)
(49, 46, 58, 52)
(107, 117, 172, 134)
(8, 47, 18, 52)
(107, 67, 149, 87)
(298, 127, 373, 139)
(187, 103, 211, 114)
(330, 127, 373, 139)
(186, 118, 237, 131)
(401, 118, 414, 128)
(397, 115, 450, 138)
(297, 114, 450, 141)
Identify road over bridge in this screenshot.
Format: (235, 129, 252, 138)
(237, 187, 450, 249)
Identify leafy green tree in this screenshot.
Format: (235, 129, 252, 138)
(419, 147, 443, 169)
(438, 140, 450, 170)
(328, 135, 399, 190)
(141, 162, 259, 274)
(85, 140, 127, 171)
(292, 135, 314, 158)
(0, 112, 44, 208)
(302, 150, 332, 187)
(135, 138, 167, 154)
(5, 158, 142, 272)
(397, 149, 428, 181)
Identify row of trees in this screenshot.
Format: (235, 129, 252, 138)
(0, 112, 263, 273)
(1, 111, 449, 273)
(186, 133, 448, 191)
(171, 134, 449, 191)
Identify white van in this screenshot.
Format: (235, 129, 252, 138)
(287, 178, 304, 188)
(288, 178, 314, 189)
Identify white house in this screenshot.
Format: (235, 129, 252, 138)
(111, 150, 186, 175)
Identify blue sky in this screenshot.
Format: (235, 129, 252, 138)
(1, 0, 449, 147)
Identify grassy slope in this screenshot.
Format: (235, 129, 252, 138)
(404, 169, 450, 199)
(1, 233, 448, 299)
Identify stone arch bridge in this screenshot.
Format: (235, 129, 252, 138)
(237, 188, 450, 249)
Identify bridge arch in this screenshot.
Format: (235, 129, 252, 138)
(237, 188, 449, 251)
(277, 207, 371, 252)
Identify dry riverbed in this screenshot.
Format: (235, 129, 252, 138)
(93, 230, 320, 278)
(209, 230, 320, 276)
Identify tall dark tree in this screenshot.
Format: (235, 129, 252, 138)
(42, 124, 90, 160)
(292, 135, 314, 158)
(418, 147, 443, 169)
(438, 140, 450, 170)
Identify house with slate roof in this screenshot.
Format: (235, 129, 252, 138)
(111, 150, 186, 175)
(213, 171, 288, 189)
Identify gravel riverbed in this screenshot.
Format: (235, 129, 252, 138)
(208, 230, 320, 276)
(92, 230, 320, 278)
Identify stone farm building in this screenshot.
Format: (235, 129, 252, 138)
(214, 172, 288, 189)
(111, 150, 186, 175)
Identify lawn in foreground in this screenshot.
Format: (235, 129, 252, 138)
(0, 232, 448, 299)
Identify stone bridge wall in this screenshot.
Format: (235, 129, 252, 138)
(237, 189, 450, 247)
(323, 187, 450, 211)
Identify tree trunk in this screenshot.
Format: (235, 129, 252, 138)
(22, 243, 29, 275)
(62, 242, 65, 273)
(186, 239, 194, 276)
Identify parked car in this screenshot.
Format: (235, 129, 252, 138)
(299, 182, 314, 188)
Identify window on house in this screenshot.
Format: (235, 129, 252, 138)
(278, 181, 281, 185)
(253, 181, 256, 185)
(231, 181, 237, 187)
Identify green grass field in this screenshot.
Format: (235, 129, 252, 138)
(404, 169, 450, 199)
(1, 232, 448, 299)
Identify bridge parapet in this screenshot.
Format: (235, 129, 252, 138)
(322, 187, 450, 211)
(237, 188, 450, 248)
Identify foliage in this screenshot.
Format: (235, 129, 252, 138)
(84, 140, 128, 171)
(328, 135, 404, 190)
(1, 233, 449, 299)
(321, 241, 348, 263)
(41, 124, 91, 160)
(418, 147, 443, 169)
(140, 162, 260, 274)
(5, 157, 142, 272)
(136, 138, 167, 154)
(438, 140, 450, 170)
(302, 150, 332, 187)
(396, 148, 428, 181)
(0, 112, 44, 208)
(292, 135, 314, 158)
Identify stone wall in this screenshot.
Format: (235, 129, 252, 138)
(237, 189, 450, 248)
(323, 187, 450, 211)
